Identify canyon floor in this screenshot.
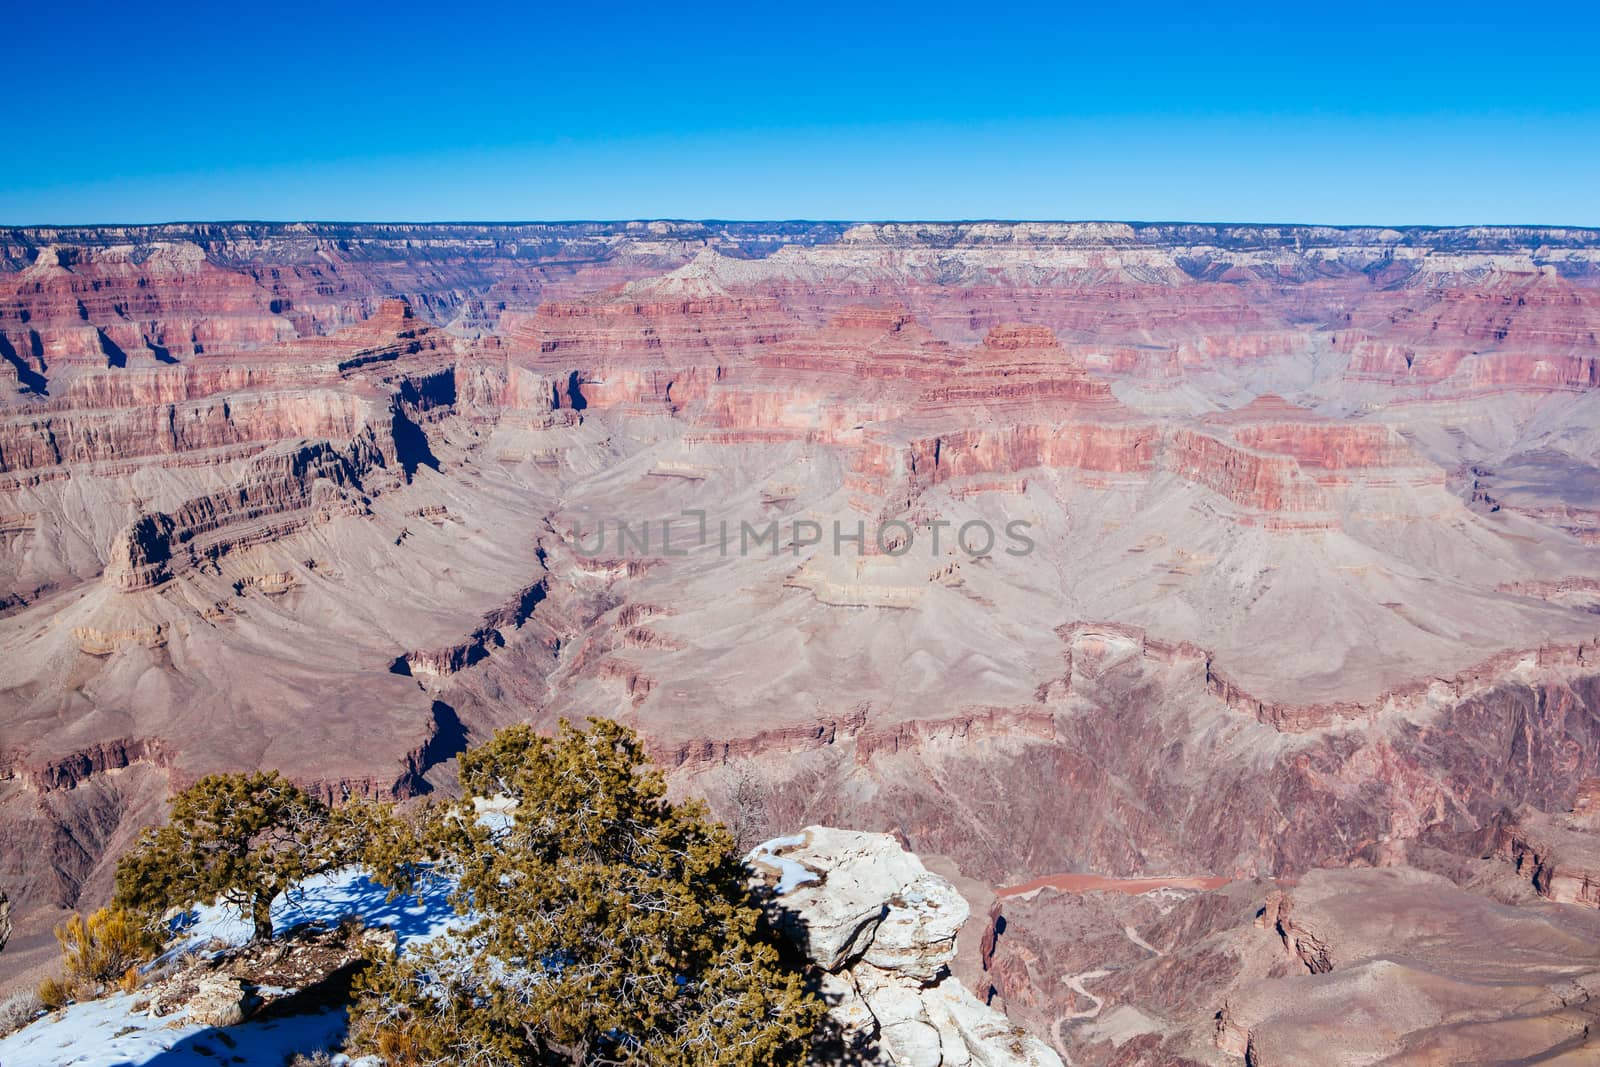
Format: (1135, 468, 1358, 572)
(5, 221, 1600, 1063)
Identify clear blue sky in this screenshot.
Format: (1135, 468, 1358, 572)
(7, 0, 1599, 226)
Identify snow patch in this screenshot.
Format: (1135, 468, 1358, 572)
(173, 866, 459, 960)
(0, 994, 351, 1067)
(747, 834, 820, 894)
(1, 867, 459, 1067)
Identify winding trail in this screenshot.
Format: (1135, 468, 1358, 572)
(1052, 968, 1112, 1065)
(1123, 923, 1163, 956)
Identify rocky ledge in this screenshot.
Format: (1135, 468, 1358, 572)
(136, 918, 395, 1029)
(749, 826, 1062, 1067)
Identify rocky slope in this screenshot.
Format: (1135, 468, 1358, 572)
(982, 860, 1600, 1065)
(5, 222, 1600, 1061)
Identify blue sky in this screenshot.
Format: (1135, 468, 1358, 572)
(6, 0, 1599, 225)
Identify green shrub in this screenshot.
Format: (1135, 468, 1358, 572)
(349, 719, 823, 1066)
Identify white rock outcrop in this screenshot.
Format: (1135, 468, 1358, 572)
(750, 827, 1062, 1067)
(181, 974, 248, 1028)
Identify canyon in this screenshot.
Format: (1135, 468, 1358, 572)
(4, 221, 1600, 1062)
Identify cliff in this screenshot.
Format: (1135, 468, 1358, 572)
(749, 827, 1062, 1067)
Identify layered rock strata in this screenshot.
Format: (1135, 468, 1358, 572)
(7, 222, 1600, 1045)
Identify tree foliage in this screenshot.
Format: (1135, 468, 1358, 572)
(350, 719, 823, 1066)
(114, 770, 336, 941)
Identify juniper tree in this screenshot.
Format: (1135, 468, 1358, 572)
(350, 719, 823, 1066)
(114, 770, 336, 941)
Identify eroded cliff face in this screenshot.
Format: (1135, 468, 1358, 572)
(5, 224, 1600, 1053)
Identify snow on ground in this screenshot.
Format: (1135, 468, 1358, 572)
(0, 994, 350, 1067)
(175, 866, 459, 957)
(0, 867, 458, 1067)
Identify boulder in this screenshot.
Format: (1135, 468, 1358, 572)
(750, 827, 1062, 1067)
(182, 974, 248, 1028)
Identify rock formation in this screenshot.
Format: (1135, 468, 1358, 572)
(6, 222, 1600, 1061)
(134, 918, 395, 1029)
(749, 827, 1062, 1067)
(1484, 779, 1600, 907)
(982, 864, 1600, 1065)
(1215, 869, 1600, 1065)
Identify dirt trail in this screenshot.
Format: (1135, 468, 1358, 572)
(998, 873, 1230, 899)
(1123, 923, 1163, 956)
(1053, 968, 1112, 1065)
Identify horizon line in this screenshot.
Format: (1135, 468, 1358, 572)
(7, 217, 1600, 234)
